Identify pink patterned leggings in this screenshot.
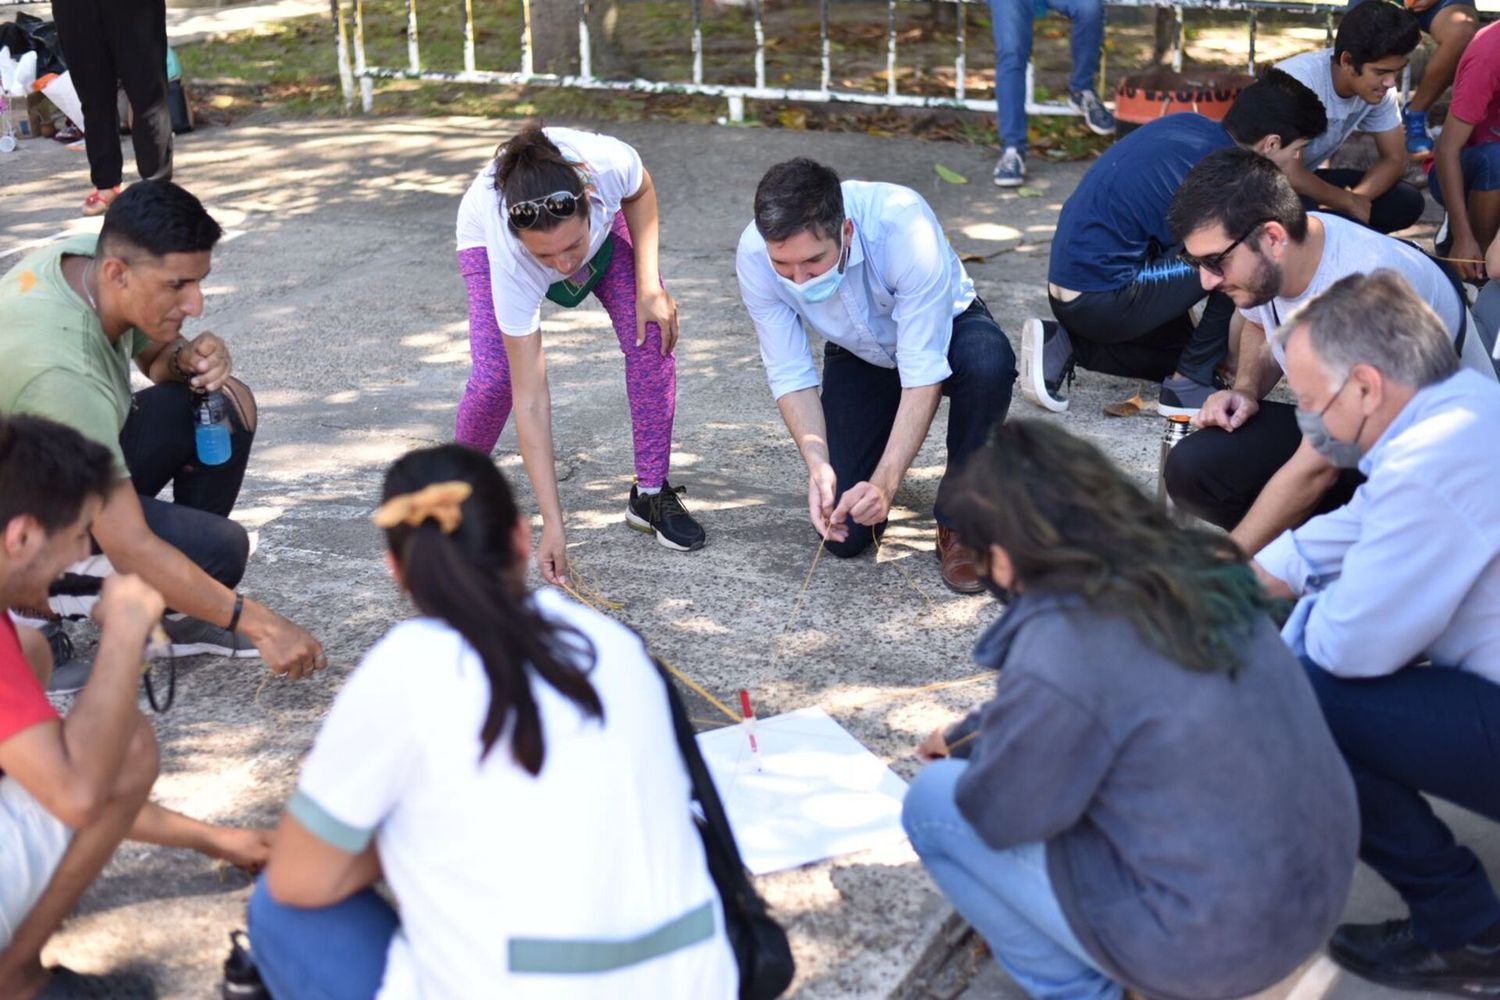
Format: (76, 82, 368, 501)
(454, 211, 677, 489)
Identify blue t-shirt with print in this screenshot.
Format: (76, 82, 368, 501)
(1049, 113, 1235, 293)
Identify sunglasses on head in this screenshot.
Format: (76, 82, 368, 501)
(1179, 219, 1273, 277)
(507, 190, 583, 231)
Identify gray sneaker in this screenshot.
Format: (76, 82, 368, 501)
(1156, 374, 1215, 418)
(43, 622, 93, 695)
(1069, 89, 1117, 136)
(1020, 318, 1074, 412)
(160, 615, 260, 659)
(993, 147, 1026, 188)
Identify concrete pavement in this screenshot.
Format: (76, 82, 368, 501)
(2, 114, 1494, 1000)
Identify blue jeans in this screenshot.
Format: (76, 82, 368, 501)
(820, 297, 1016, 557)
(989, 0, 1105, 154)
(1430, 142, 1500, 208)
(1302, 657, 1500, 951)
(247, 878, 399, 1000)
(902, 760, 1122, 1000)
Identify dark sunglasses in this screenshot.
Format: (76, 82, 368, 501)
(507, 190, 582, 230)
(1179, 220, 1272, 277)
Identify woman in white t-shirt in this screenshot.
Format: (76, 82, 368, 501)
(453, 125, 706, 585)
(246, 444, 737, 1000)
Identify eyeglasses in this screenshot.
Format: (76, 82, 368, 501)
(507, 190, 582, 230)
(1179, 220, 1272, 277)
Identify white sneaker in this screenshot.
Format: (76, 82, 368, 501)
(1019, 318, 1072, 413)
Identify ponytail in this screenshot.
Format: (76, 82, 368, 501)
(492, 123, 586, 232)
(379, 446, 602, 774)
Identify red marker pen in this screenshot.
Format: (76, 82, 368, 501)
(738, 689, 763, 772)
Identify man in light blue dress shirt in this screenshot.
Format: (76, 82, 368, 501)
(736, 159, 1017, 592)
(1253, 270, 1500, 993)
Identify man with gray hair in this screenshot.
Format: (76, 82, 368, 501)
(1253, 270, 1500, 993)
(736, 158, 1017, 592)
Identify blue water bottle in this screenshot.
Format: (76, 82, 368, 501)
(193, 391, 232, 466)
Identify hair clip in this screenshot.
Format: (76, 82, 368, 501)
(372, 481, 474, 534)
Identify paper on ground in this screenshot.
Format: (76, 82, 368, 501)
(695, 707, 909, 876)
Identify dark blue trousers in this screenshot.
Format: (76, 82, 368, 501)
(820, 297, 1016, 558)
(1303, 657, 1500, 950)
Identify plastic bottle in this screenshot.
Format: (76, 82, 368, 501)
(193, 391, 232, 466)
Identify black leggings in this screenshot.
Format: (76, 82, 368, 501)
(1049, 254, 1235, 385)
(119, 380, 256, 588)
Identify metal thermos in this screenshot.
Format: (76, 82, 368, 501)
(1157, 415, 1193, 513)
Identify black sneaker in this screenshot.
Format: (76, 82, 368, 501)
(1020, 318, 1074, 413)
(222, 930, 269, 1000)
(1329, 918, 1500, 995)
(626, 482, 706, 552)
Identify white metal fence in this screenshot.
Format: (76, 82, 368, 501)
(330, 0, 1356, 120)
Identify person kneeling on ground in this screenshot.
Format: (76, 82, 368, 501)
(1025, 68, 1325, 416)
(0, 180, 324, 686)
(1164, 146, 1494, 554)
(454, 124, 706, 585)
(1429, 19, 1500, 283)
(1253, 271, 1500, 993)
(737, 158, 1017, 593)
(902, 419, 1357, 1000)
(1275, 0, 1426, 234)
(0, 415, 271, 1000)
(247, 444, 737, 999)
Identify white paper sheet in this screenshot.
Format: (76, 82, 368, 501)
(695, 707, 910, 875)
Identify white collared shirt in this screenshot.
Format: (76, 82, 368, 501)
(735, 180, 976, 400)
(456, 127, 644, 336)
(1258, 369, 1500, 684)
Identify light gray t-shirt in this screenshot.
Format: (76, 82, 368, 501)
(1276, 48, 1401, 168)
(1244, 213, 1494, 380)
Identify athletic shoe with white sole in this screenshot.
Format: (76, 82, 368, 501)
(160, 615, 260, 659)
(1020, 318, 1074, 413)
(1069, 89, 1117, 136)
(993, 147, 1026, 188)
(42, 622, 94, 695)
(1156, 374, 1215, 418)
(626, 482, 707, 552)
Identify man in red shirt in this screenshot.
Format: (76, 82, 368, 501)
(0, 415, 268, 998)
(1431, 20, 1500, 282)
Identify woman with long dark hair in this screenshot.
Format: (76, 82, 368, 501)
(454, 124, 705, 586)
(903, 420, 1358, 1000)
(246, 444, 736, 999)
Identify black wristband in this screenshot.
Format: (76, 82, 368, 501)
(226, 592, 244, 634)
(169, 341, 192, 382)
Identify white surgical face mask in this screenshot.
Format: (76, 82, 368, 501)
(774, 234, 848, 304)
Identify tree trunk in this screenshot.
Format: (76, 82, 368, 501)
(1151, 7, 1178, 68)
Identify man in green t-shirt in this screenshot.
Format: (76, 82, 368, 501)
(0, 180, 323, 682)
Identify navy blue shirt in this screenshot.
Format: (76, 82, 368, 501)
(1049, 114, 1235, 292)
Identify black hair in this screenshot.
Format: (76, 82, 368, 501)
(380, 444, 601, 773)
(0, 415, 116, 535)
(1221, 67, 1328, 147)
(493, 124, 586, 234)
(1169, 146, 1309, 244)
(97, 180, 222, 261)
(948, 421, 1273, 677)
(1335, 0, 1420, 71)
(753, 157, 845, 243)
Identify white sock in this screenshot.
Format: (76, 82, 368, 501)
(637, 484, 663, 496)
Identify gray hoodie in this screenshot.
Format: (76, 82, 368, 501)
(948, 593, 1358, 1000)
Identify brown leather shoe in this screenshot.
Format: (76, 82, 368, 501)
(936, 525, 984, 594)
